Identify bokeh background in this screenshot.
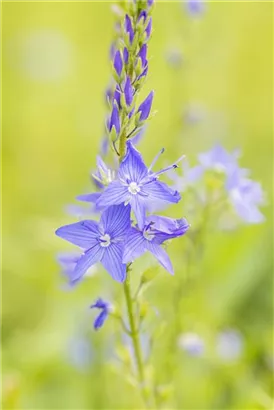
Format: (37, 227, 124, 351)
(2, 1, 273, 409)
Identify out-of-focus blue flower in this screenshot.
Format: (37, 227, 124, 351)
(57, 252, 97, 287)
(68, 336, 93, 370)
(178, 332, 204, 356)
(165, 48, 183, 69)
(216, 329, 243, 362)
(185, 0, 205, 16)
(55, 204, 131, 282)
(96, 141, 181, 229)
(123, 215, 189, 274)
(198, 144, 240, 174)
(226, 167, 265, 224)
(90, 298, 111, 330)
(137, 91, 154, 121)
(123, 47, 129, 65)
(168, 158, 203, 192)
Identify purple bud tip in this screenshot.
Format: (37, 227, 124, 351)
(138, 91, 154, 121)
(148, 0, 154, 7)
(125, 14, 134, 44)
(124, 77, 134, 107)
(114, 50, 123, 76)
(113, 87, 121, 108)
(138, 10, 147, 22)
(138, 44, 148, 68)
(145, 17, 152, 38)
(109, 105, 120, 134)
(123, 47, 129, 65)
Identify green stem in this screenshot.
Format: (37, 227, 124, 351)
(123, 273, 149, 406)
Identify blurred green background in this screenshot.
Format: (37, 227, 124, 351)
(2, 1, 273, 409)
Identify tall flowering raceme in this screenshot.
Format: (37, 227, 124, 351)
(56, 0, 189, 406)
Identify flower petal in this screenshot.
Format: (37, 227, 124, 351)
(100, 204, 131, 237)
(55, 220, 100, 248)
(123, 228, 147, 263)
(94, 310, 108, 330)
(101, 243, 126, 282)
(118, 141, 148, 183)
(96, 180, 129, 208)
(146, 242, 174, 274)
(131, 195, 146, 229)
(73, 244, 104, 283)
(142, 180, 181, 211)
(77, 192, 101, 203)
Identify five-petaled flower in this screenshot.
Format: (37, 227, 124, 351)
(55, 204, 131, 282)
(90, 298, 111, 330)
(96, 141, 182, 229)
(123, 215, 189, 274)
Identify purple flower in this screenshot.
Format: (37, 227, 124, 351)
(90, 298, 111, 330)
(186, 0, 205, 16)
(138, 10, 147, 22)
(198, 144, 240, 173)
(109, 105, 120, 134)
(138, 91, 154, 121)
(125, 15, 134, 44)
(216, 329, 243, 362)
(55, 204, 131, 282)
(124, 76, 134, 107)
(226, 168, 265, 224)
(113, 50, 123, 77)
(123, 215, 189, 274)
(178, 332, 204, 356)
(168, 158, 203, 192)
(96, 141, 181, 229)
(57, 252, 83, 286)
(147, 0, 154, 7)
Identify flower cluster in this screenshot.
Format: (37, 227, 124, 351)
(56, 0, 189, 288)
(169, 144, 265, 224)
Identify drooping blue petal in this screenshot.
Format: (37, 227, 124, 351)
(137, 91, 154, 121)
(101, 243, 126, 282)
(113, 50, 123, 76)
(100, 204, 131, 238)
(90, 298, 109, 310)
(55, 220, 100, 248)
(73, 244, 104, 282)
(118, 141, 148, 183)
(77, 192, 101, 203)
(93, 310, 109, 330)
(96, 180, 129, 208)
(146, 242, 174, 274)
(122, 228, 147, 263)
(113, 87, 121, 108)
(131, 195, 146, 229)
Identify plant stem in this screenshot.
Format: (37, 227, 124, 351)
(124, 272, 150, 407)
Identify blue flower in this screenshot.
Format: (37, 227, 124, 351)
(178, 332, 204, 356)
(185, 0, 205, 16)
(55, 204, 131, 282)
(57, 252, 83, 287)
(96, 141, 182, 229)
(226, 167, 265, 224)
(123, 215, 189, 274)
(90, 298, 111, 330)
(198, 144, 240, 174)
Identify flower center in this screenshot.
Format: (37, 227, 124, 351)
(128, 182, 140, 195)
(143, 229, 155, 241)
(99, 233, 111, 247)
